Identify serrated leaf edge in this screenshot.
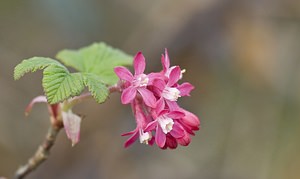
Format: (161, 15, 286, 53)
(14, 57, 63, 80)
(83, 73, 109, 104)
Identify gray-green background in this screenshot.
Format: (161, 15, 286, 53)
(1, 0, 300, 178)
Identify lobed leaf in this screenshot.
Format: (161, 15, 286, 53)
(56, 42, 133, 85)
(83, 73, 109, 103)
(42, 65, 84, 104)
(14, 57, 62, 80)
(14, 43, 127, 104)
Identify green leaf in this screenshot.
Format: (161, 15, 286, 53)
(14, 57, 62, 80)
(14, 43, 126, 104)
(56, 42, 133, 85)
(42, 65, 85, 104)
(83, 73, 109, 103)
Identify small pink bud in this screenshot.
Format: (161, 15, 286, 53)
(181, 109, 200, 129)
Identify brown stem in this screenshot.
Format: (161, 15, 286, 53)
(14, 84, 121, 179)
(66, 85, 121, 109)
(14, 125, 62, 179)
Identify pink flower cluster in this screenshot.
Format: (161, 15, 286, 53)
(114, 49, 200, 149)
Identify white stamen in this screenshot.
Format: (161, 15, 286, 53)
(158, 116, 174, 134)
(133, 74, 149, 87)
(165, 66, 185, 79)
(181, 69, 186, 76)
(139, 129, 152, 145)
(162, 87, 181, 101)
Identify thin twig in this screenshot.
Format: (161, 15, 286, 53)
(14, 125, 62, 179)
(67, 86, 120, 108)
(14, 85, 121, 179)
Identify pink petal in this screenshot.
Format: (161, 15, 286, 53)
(157, 110, 169, 117)
(165, 135, 178, 149)
(155, 98, 165, 115)
(167, 66, 181, 86)
(177, 137, 191, 146)
(178, 120, 196, 135)
(161, 49, 170, 71)
(25, 96, 47, 116)
(155, 126, 166, 148)
(166, 100, 180, 111)
(137, 88, 156, 108)
(177, 82, 194, 96)
(121, 87, 137, 104)
(148, 137, 155, 146)
(153, 79, 166, 92)
(124, 129, 139, 148)
(62, 111, 82, 146)
(144, 120, 158, 132)
(134, 52, 146, 75)
(121, 129, 137, 136)
(134, 105, 148, 127)
(167, 111, 185, 119)
(181, 109, 200, 129)
(161, 145, 168, 150)
(170, 122, 185, 138)
(114, 66, 133, 81)
(148, 72, 165, 85)
(177, 132, 191, 146)
(130, 101, 136, 114)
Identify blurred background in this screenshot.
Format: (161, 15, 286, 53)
(1, 0, 300, 179)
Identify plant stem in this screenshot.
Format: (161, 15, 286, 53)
(65, 85, 121, 110)
(14, 125, 62, 179)
(14, 84, 121, 179)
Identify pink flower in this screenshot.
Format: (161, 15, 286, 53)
(115, 49, 200, 149)
(160, 99, 200, 134)
(161, 49, 185, 79)
(145, 100, 186, 148)
(144, 97, 199, 149)
(121, 99, 154, 148)
(144, 109, 186, 148)
(153, 66, 194, 104)
(114, 52, 157, 108)
(178, 108, 200, 132)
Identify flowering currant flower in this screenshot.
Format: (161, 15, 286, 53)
(114, 52, 157, 108)
(160, 99, 200, 143)
(121, 98, 154, 148)
(25, 96, 82, 146)
(153, 66, 194, 110)
(161, 49, 185, 79)
(115, 49, 200, 149)
(159, 98, 200, 133)
(144, 100, 186, 148)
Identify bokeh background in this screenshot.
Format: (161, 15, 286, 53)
(1, 0, 300, 179)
